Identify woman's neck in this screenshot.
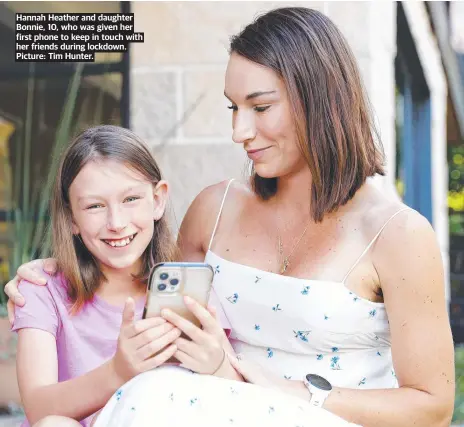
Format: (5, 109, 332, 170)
(273, 166, 313, 216)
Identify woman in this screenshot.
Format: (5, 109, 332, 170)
(5, 7, 454, 427)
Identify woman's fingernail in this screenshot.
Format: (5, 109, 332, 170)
(184, 296, 193, 304)
(15, 296, 24, 305)
(39, 277, 47, 285)
(161, 309, 170, 317)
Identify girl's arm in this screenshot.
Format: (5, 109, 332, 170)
(17, 299, 180, 425)
(17, 328, 121, 425)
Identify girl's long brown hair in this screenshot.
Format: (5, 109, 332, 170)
(230, 7, 385, 222)
(51, 125, 177, 312)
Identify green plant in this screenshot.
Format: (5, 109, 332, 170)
(0, 63, 84, 309)
(453, 346, 464, 422)
(449, 144, 464, 237)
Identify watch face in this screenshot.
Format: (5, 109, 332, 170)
(306, 374, 332, 391)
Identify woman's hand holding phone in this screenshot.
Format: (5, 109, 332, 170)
(161, 296, 241, 380)
(109, 298, 181, 385)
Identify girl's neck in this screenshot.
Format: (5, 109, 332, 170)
(96, 262, 146, 306)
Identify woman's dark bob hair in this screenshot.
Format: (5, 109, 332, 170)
(230, 7, 385, 222)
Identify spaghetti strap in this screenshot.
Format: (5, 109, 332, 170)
(341, 207, 411, 284)
(208, 179, 235, 251)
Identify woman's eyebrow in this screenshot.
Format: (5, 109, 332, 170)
(224, 90, 277, 101)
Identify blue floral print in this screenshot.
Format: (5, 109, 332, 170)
(293, 330, 310, 342)
(272, 304, 282, 312)
(330, 356, 341, 370)
(227, 293, 239, 304)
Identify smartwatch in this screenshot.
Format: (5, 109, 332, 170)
(303, 374, 332, 408)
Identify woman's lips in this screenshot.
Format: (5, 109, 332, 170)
(246, 146, 271, 161)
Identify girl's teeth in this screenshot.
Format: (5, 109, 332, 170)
(107, 236, 133, 247)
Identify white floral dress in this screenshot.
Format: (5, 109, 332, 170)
(94, 180, 408, 427)
(93, 365, 358, 427)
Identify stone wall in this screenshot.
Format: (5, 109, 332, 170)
(130, 2, 449, 300)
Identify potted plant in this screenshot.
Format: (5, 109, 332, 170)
(0, 62, 84, 414)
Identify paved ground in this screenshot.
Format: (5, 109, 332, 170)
(2, 419, 463, 427)
(0, 416, 22, 427)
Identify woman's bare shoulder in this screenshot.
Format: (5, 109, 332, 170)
(180, 179, 252, 242)
(356, 185, 439, 274)
(190, 179, 253, 213)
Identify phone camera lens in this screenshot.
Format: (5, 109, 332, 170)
(157, 283, 167, 291)
(159, 272, 169, 280)
(170, 278, 179, 286)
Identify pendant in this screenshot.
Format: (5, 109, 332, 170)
(280, 258, 289, 274)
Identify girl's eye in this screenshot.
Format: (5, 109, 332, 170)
(87, 204, 103, 210)
(124, 196, 140, 203)
(254, 105, 270, 113)
(227, 105, 238, 111)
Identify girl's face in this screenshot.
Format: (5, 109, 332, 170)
(69, 159, 167, 275)
(224, 52, 307, 179)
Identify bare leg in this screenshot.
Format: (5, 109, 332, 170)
(32, 415, 81, 427)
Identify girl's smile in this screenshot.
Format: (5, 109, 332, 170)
(69, 159, 163, 273)
(102, 233, 137, 248)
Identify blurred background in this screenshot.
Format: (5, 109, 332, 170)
(0, 1, 463, 425)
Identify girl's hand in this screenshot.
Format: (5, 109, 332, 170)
(161, 296, 229, 375)
(5, 258, 58, 325)
(110, 298, 181, 384)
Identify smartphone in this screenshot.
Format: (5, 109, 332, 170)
(143, 262, 214, 327)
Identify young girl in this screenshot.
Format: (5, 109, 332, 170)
(13, 125, 354, 427)
(12, 125, 227, 427)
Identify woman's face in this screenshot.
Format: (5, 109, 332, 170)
(224, 52, 307, 179)
(69, 159, 167, 275)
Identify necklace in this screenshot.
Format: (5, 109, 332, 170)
(277, 223, 309, 274)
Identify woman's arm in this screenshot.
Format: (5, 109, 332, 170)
(175, 182, 243, 381)
(246, 210, 454, 427)
(177, 181, 230, 262)
(231, 210, 454, 426)
(321, 210, 455, 427)
(5, 259, 58, 324)
(17, 329, 121, 425)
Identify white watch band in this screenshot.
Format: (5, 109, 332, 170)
(304, 375, 332, 408)
(308, 388, 331, 407)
